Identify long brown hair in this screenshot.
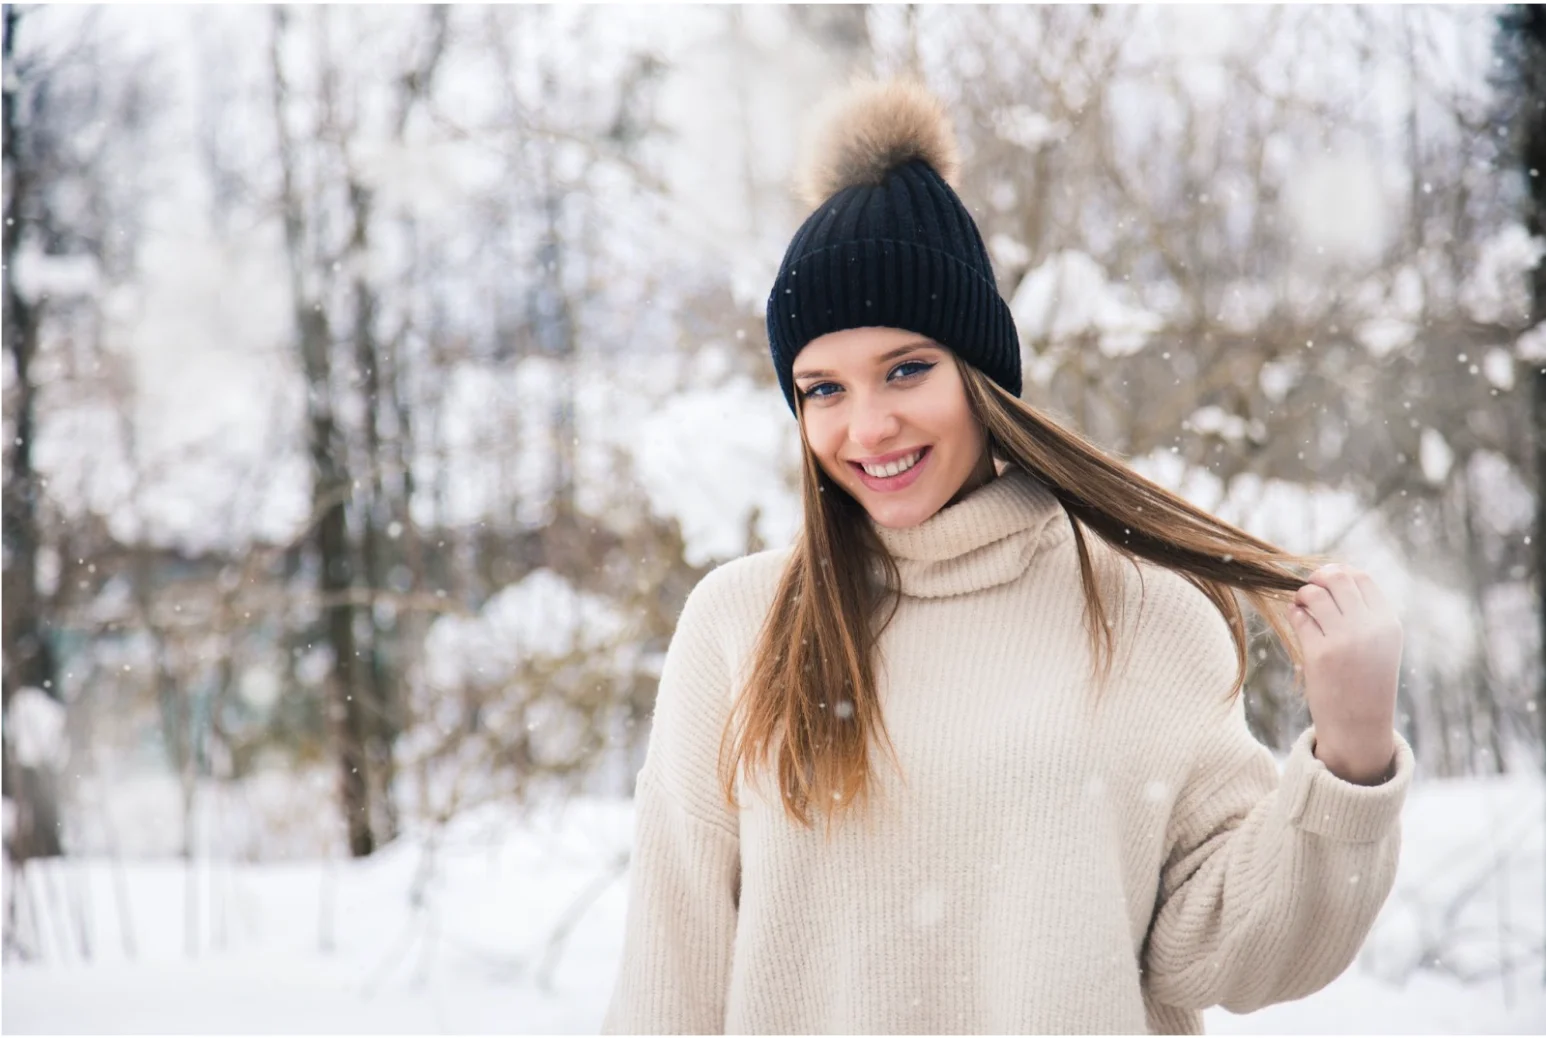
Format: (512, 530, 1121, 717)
(719, 354, 1326, 828)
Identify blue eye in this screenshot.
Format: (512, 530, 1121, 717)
(797, 359, 934, 401)
(889, 360, 935, 381)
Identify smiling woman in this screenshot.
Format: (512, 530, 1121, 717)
(603, 79, 1414, 1036)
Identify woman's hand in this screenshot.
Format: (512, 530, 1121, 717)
(1288, 563, 1403, 785)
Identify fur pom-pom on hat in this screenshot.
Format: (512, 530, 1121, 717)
(795, 79, 961, 209)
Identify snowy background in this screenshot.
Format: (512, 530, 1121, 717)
(1, 769, 1542, 1034)
(2, 4, 1543, 1033)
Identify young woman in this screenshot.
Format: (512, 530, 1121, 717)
(603, 81, 1410, 1035)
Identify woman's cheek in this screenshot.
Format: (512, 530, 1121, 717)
(803, 413, 844, 479)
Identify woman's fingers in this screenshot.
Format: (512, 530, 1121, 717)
(1288, 602, 1324, 639)
(1353, 569, 1389, 614)
(1293, 581, 1339, 628)
(1304, 563, 1367, 617)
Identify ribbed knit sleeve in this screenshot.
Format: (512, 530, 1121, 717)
(602, 568, 742, 1035)
(1141, 653, 1413, 1015)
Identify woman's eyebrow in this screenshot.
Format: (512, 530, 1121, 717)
(793, 340, 939, 381)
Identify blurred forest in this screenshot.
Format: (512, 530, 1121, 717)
(1, 2, 1542, 972)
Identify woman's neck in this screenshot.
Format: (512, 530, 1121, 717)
(944, 448, 998, 509)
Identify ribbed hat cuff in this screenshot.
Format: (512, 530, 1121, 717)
(767, 238, 1020, 414)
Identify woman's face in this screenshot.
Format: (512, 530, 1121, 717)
(793, 326, 994, 529)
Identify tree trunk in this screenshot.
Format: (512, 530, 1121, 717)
(269, 8, 373, 858)
(1, 4, 64, 863)
(1493, 0, 1546, 986)
(1459, 465, 1506, 773)
(347, 177, 400, 845)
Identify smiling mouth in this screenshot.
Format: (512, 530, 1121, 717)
(855, 449, 925, 478)
(847, 446, 933, 491)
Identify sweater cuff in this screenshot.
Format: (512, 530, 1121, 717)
(1281, 726, 1413, 842)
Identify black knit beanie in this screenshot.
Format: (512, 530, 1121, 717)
(765, 81, 1021, 414)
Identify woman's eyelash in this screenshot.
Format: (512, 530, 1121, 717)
(797, 359, 934, 399)
(890, 360, 935, 379)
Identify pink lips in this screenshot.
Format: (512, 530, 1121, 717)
(848, 446, 932, 493)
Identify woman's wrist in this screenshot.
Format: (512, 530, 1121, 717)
(1312, 730, 1397, 786)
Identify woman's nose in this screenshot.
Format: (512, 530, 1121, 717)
(849, 393, 901, 451)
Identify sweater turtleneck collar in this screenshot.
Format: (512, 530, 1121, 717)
(869, 465, 1069, 598)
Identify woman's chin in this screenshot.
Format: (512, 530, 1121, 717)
(859, 487, 942, 530)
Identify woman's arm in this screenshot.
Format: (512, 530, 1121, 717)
(1138, 561, 1414, 1015)
(602, 570, 742, 1035)
(1141, 695, 1412, 1013)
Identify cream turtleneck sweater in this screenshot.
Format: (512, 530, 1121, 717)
(602, 467, 1412, 1035)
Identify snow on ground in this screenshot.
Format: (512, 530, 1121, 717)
(4, 772, 1543, 1034)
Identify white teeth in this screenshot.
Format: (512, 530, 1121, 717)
(860, 450, 922, 478)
